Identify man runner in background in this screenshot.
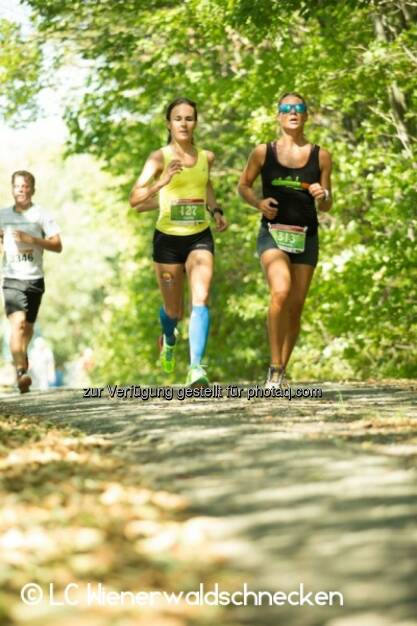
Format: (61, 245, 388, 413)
(0, 171, 62, 393)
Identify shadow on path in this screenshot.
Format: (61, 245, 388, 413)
(1, 383, 416, 626)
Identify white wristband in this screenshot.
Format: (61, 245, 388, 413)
(322, 189, 330, 202)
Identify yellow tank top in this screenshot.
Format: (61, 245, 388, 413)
(156, 145, 210, 236)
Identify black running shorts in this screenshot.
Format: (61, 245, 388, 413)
(153, 228, 214, 264)
(256, 223, 319, 267)
(2, 278, 45, 323)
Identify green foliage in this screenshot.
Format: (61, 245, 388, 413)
(0, 19, 42, 122)
(38, 159, 129, 368)
(18, 0, 417, 380)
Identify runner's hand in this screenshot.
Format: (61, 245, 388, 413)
(214, 213, 228, 232)
(12, 230, 34, 244)
(159, 159, 183, 186)
(308, 183, 326, 201)
(258, 198, 278, 220)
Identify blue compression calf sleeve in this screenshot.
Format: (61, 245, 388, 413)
(189, 305, 210, 366)
(159, 306, 178, 346)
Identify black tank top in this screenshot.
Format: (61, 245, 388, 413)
(260, 142, 321, 234)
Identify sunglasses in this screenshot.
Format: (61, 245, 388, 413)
(278, 103, 307, 114)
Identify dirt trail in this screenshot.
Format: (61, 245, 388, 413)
(1, 382, 416, 626)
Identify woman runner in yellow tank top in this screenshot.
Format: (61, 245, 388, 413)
(129, 98, 228, 386)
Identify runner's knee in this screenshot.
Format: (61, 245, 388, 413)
(11, 317, 26, 336)
(270, 288, 290, 309)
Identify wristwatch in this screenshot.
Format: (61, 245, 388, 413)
(209, 207, 224, 216)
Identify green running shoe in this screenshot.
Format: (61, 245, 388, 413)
(159, 335, 176, 373)
(186, 365, 209, 388)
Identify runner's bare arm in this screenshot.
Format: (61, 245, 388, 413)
(309, 148, 332, 212)
(135, 196, 159, 211)
(129, 150, 164, 212)
(238, 145, 278, 220)
(130, 149, 185, 212)
(238, 145, 264, 209)
(206, 151, 228, 232)
(12, 231, 62, 253)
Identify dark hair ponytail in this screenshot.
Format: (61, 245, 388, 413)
(165, 97, 198, 144)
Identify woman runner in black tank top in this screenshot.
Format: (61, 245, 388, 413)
(261, 142, 320, 233)
(238, 92, 333, 387)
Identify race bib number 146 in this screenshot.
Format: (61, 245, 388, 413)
(7, 249, 34, 263)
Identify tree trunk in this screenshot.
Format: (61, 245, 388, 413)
(373, 11, 412, 157)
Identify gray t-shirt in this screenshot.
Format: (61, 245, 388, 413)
(0, 204, 60, 280)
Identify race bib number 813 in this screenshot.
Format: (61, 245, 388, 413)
(269, 224, 307, 254)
